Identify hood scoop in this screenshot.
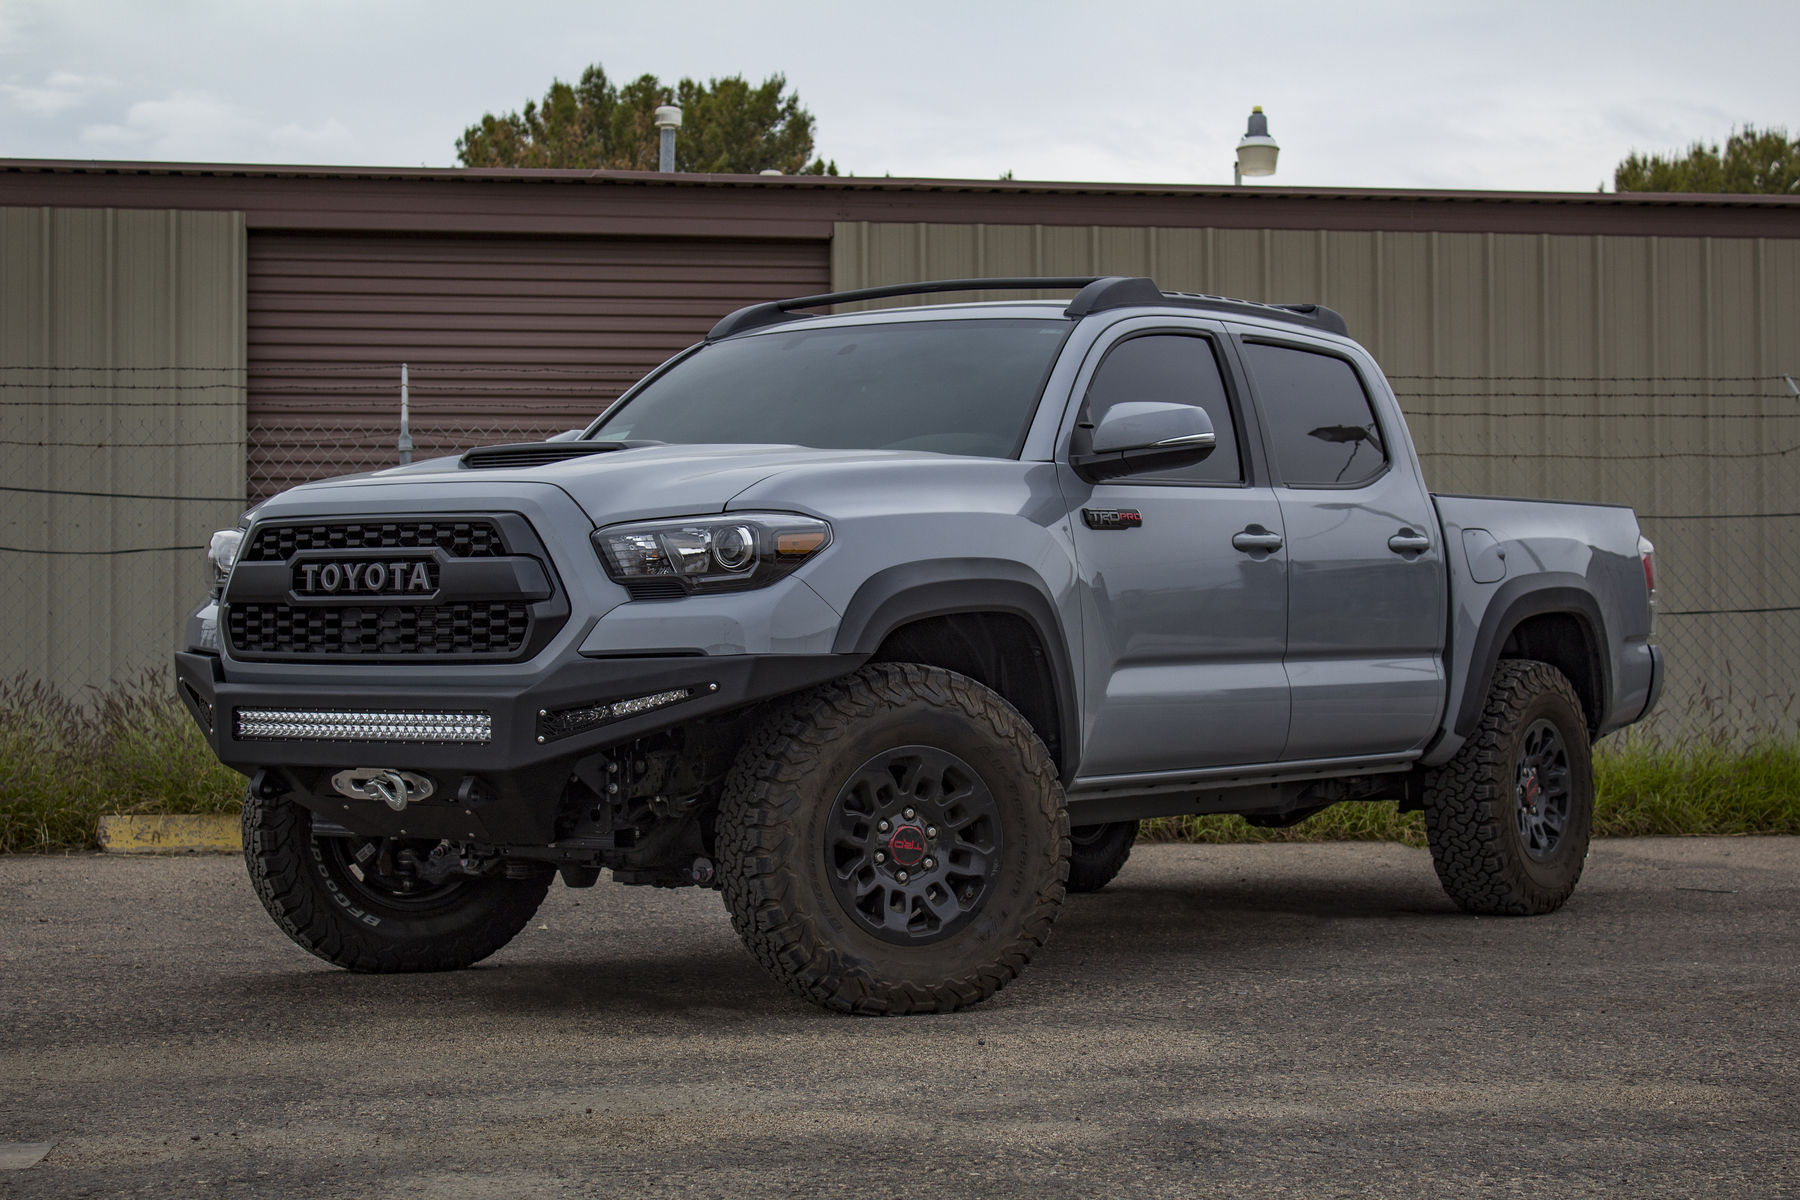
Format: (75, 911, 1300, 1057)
(460, 441, 626, 470)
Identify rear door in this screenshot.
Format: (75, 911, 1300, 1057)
(1059, 318, 1290, 778)
(1234, 334, 1446, 760)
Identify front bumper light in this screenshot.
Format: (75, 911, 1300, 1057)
(593, 513, 831, 596)
(208, 529, 244, 597)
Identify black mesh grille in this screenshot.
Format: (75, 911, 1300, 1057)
(228, 516, 560, 662)
(244, 520, 505, 562)
(228, 602, 530, 657)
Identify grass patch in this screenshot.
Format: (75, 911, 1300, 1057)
(0, 675, 243, 854)
(1144, 736, 1800, 845)
(2, 679, 1797, 854)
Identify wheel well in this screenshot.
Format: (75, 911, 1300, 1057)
(869, 612, 1066, 773)
(1499, 612, 1603, 736)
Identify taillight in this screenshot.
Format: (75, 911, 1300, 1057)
(1638, 535, 1657, 634)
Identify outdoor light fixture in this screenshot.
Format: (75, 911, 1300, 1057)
(235, 708, 494, 744)
(1234, 106, 1279, 184)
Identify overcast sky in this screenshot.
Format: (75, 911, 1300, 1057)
(0, 0, 1794, 192)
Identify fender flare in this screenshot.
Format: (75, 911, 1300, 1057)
(1450, 577, 1611, 741)
(832, 559, 1081, 779)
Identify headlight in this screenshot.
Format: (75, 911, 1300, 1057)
(593, 513, 830, 596)
(208, 529, 244, 597)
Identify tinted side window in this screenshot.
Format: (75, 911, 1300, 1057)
(1080, 334, 1242, 484)
(1242, 343, 1387, 487)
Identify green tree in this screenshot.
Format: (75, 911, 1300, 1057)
(1613, 125, 1799, 195)
(456, 63, 836, 175)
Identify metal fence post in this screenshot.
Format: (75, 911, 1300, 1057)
(398, 362, 413, 465)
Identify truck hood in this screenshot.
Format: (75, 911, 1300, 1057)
(277, 443, 974, 525)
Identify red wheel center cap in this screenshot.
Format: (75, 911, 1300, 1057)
(886, 824, 927, 867)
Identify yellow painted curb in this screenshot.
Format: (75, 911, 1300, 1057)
(97, 814, 240, 854)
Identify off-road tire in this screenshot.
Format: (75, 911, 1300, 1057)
(1066, 820, 1138, 893)
(716, 663, 1068, 1014)
(1423, 659, 1594, 916)
(242, 790, 552, 972)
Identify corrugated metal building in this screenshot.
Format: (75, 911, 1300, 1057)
(3, 161, 1797, 739)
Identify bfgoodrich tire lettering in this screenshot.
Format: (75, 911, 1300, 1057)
(716, 663, 1068, 1014)
(242, 789, 551, 972)
(1423, 659, 1594, 916)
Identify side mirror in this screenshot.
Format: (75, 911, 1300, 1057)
(1071, 402, 1216, 482)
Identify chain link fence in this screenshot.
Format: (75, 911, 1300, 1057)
(1396, 371, 1800, 744)
(5, 362, 1797, 744)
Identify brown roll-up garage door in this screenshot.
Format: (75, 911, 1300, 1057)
(246, 233, 829, 500)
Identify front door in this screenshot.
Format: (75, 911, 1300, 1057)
(1060, 323, 1291, 779)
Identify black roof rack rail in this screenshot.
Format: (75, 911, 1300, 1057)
(707, 277, 1104, 340)
(1064, 280, 1349, 336)
(705, 276, 1348, 340)
(1157, 290, 1349, 337)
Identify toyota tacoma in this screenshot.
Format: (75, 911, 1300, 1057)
(176, 276, 1664, 1013)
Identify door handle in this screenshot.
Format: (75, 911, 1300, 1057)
(1388, 530, 1432, 554)
(1232, 527, 1284, 553)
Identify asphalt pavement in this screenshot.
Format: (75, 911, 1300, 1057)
(2, 837, 1796, 1199)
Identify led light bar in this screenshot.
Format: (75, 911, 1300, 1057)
(537, 685, 712, 743)
(609, 688, 691, 718)
(235, 708, 493, 745)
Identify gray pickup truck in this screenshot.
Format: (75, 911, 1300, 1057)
(176, 276, 1663, 1014)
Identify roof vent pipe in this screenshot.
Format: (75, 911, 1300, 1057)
(654, 105, 682, 173)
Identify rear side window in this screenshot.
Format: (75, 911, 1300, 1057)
(1242, 342, 1387, 487)
(1080, 334, 1242, 484)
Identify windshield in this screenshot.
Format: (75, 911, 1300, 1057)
(591, 318, 1069, 458)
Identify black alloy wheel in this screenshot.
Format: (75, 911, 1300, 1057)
(825, 745, 1003, 945)
(716, 663, 1068, 1014)
(1513, 718, 1573, 861)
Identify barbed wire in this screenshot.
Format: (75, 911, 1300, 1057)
(1402, 410, 1795, 420)
(0, 398, 243, 407)
(0, 438, 243, 448)
(1386, 373, 1790, 383)
(0, 382, 625, 393)
(1641, 511, 1800, 521)
(0, 484, 243, 503)
(1395, 392, 1786, 401)
(0, 363, 651, 376)
(0, 543, 207, 555)
(1422, 443, 1800, 460)
(1664, 605, 1800, 616)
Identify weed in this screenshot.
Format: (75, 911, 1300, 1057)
(4, 680, 1797, 855)
(0, 675, 242, 854)
(1142, 735, 1800, 845)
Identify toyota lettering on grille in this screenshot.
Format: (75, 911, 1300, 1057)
(294, 559, 436, 596)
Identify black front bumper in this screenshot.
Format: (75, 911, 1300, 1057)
(174, 649, 861, 845)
